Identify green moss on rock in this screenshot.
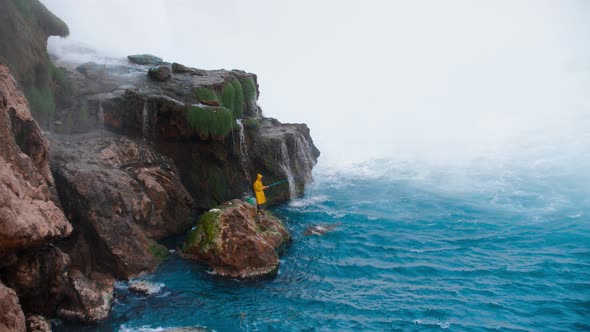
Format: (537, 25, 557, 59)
(183, 210, 222, 253)
(148, 243, 169, 261)
(220, 82, 235, 111)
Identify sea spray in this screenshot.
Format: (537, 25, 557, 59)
(236, 119, 251, 182)
(279, 140, 297, 199)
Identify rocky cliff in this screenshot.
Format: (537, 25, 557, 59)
(0, 0, 320, 328)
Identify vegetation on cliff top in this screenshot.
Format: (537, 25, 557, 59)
(186, 106, 234, 140)
(193, 87, 219, 104)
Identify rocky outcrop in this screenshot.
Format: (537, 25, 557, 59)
(182, 199, 291, 278)
(0, 64, 72, 256)
(127, 54, 163, 66)
(0, 283, 26, 332)
(172, 63, 207, 76)
(50, 132, 191, 279)
(148, 66, 171, 82)
(25, 315, 51, 332)
(49, 53, 319, 208)
(57, 269, 114, 323)
(1, 246, 70, 316)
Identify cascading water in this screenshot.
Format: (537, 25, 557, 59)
(279, 140, 297, 199)
(98, 100, 104, 131)
(235, 119, 251, 182)
(294, 134, 315, 184)
(142, 100, 149, 139)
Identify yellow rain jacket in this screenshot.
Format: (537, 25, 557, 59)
(253, 174, 267, 204)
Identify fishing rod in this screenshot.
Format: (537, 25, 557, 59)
(266, 179, 289, 188)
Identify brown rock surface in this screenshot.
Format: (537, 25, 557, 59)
(0, 64, 72, 256)
(57, 270, 114, 323)
(182, 199, 291, 278)
(50, 132, 191, 278)
(0, 282, 26, 332)
(25, 314, 51, 332)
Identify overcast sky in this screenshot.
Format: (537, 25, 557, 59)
(42, 0, 590, 166)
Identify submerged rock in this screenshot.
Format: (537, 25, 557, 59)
(127, 54, 163, 66)
(0, 65, 72, 256)
(128, 280, 163, 296)
(304, 223, 341, 236)
(148, 66, 171, 81)
(0, 283, 26, 332)
(50, 132, 191, 278)
(182, 199, 291, 278)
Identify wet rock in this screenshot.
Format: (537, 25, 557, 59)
(0, 282, 26, 332)
(182, 199, 291, 278)
(304, 223, 341, 236)
(128, 280, 162, 296)
(172, 63, 207, 76)
(127, 54, 163, 66)
(0, 65, 72, 256)
(148, 66, 171, 82)
(1, 246, 70, 316)
(25, 315, 51, 332)
(50, 132, 191, 278)
(57, 270, 114, 323)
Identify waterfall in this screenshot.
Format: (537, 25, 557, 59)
(235, 119, 251, 182)
(279, 140, 297, 199)
(294, 135, 315, 184)
(98, 100, 104, 131)
(142, 100, 149, 139)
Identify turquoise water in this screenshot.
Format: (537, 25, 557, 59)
(55, 158, 590, 331)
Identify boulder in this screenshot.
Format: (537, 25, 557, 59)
(127, 54, 163, 66)
(182, 199, 291, 278)
(148, 66, 171, 82)
(25, 315, 51, 332)
(0, 65, 72, 257)
(1, 246, 70, 316)
(57, 270, 114, 323)
(50, 132, 191, 278)
(0, 283, 26, 332)
(172, 63, 207, 76)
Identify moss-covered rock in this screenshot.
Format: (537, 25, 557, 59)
(182, 199, 291, 278)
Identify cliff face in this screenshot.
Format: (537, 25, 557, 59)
(51, 59, 320, 210)
(0, 1, 320, 327)
(0, 0, 69, 125)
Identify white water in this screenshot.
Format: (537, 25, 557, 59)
(98, 99, 104, 131)
(279, 140, 297, 199)
(235, 119, 251, 182)
(142, 100, 148, 138)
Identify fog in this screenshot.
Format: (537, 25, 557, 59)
(43, 0, 590, 166)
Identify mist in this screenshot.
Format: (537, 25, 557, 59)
(42, 0, 590, 166)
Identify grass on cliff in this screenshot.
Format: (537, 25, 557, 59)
(186, 106, 234, 140)
(240, 76, 257, 110)
(193, 87, 219, 104)
(230, 78, 244, 118)
(220, 82, 235, 112)
(14, 0, 69, 37)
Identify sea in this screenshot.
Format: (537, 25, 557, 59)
(55, 151, 590, 331)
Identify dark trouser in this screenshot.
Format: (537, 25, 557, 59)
(257, 204, 265, 213)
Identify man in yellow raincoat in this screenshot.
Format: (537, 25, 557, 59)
(253, 173, 269, 214)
